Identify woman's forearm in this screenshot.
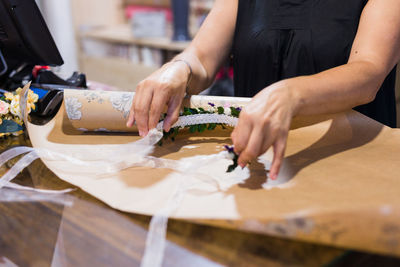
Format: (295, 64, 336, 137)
(172, 48, 212, 95)
(171, 0, 238, 95)
(290, 0, 400, 117)
(290, 60, 388, 116)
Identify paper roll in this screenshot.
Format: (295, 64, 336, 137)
(63, 89, 251, 132)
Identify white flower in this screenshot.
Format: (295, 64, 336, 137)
(0, 100, 10, 114)
(10, 98, 21, 118)
(224, 150, 235, 160)
(65, 97, 82, 120)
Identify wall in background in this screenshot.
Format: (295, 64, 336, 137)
(70, 0, 126, 30)
(36, 0, 79, 79)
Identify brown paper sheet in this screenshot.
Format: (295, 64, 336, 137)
(27, 89, 400, 256)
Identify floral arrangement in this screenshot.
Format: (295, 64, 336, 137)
(159, 102, 241, 172)
(159, 102, 241, 144)
(0, 87, 38, 137)
(224, 145, 239, 172)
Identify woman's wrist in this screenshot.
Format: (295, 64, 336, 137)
(166, 59, 193, 93)
(282, 78, 305, 117)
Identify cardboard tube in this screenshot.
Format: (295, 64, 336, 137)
(63, 89, 251, 132)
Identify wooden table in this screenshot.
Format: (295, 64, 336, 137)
(0, 134, 399, 267)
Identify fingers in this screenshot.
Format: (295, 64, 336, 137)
(126, 60, 191, 135)
(126, 103, 135, 128)
(127, 84, 140, 128)
(163, 95, 183, 132)
(235, 126, 286, 179)
(232, 110, 255, 167)
(148, 90, 169, 130)
(232, 107, 288, 179)
(134, 85, 153, 136)
(127, 83, 184, 135)
(231, 117, 252, 155)
(269, 134, 287, 180)
(237, 126, 265, 168)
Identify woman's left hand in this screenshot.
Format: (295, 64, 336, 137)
(231, 80, 299, 180)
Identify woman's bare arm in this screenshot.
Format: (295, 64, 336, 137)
(233, 0, 400, 179)
(127, 0, 238, 135)
(180, 0, 238, 92)
(291, 0, 400, 116)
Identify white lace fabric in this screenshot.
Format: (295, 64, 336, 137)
(158, 113, 239, 130)
(1, 89, 244, 267)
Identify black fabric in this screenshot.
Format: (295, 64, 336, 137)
(232, 0, 397, 127)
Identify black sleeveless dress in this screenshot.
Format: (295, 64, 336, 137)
(232, 0, 397, 127)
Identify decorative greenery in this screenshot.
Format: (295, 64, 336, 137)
(158, 103, 241, 146)
(158, 103, 241, 172)
(224, 145, 239, 173)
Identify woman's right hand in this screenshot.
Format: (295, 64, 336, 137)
(126, 0, 239, 136)
(126, 61, 191, 136)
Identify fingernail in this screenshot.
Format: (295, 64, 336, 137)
(139, 130, 144, 137)
(164, 122, 170, 132)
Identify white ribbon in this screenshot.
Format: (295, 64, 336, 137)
(0, 151, 39, 190)
(4, 182, 74, 194)
(0, 146, 34, 167)
(0, 111, 241, 267)
(141, 115, 240, 267)
(158, 113, 238, 130)
(0, 146, 74, 194)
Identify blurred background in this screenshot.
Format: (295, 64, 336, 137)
(35, 0, 218, 92)
(35, 0, 400, 126)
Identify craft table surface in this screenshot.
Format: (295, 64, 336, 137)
(0, 135, 399, 266)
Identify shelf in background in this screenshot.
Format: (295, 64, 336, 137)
(80, 55, 158, 91)
(81, 24, 190, 51)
